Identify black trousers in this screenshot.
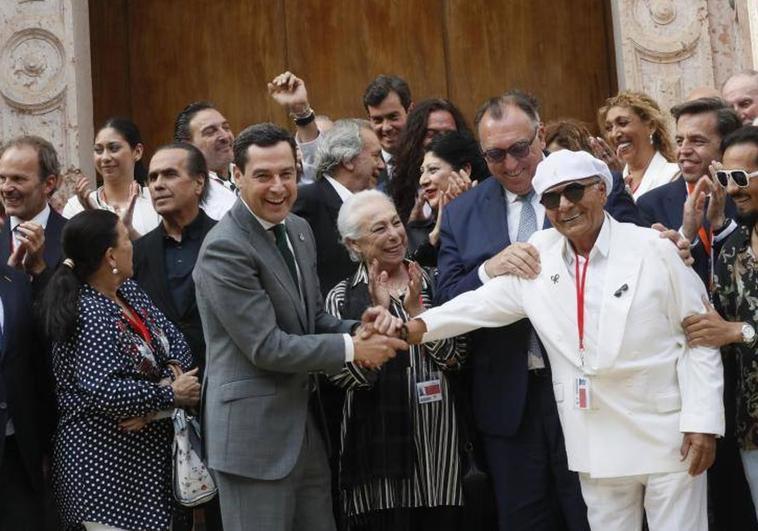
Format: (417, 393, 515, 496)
(482, 370, 589, 531)
(0, 435, 46, 531)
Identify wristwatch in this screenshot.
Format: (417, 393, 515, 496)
(741, 323, 756, 344)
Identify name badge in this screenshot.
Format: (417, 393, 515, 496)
(416, 379, 443, 404)
(574, 376, 591, 410)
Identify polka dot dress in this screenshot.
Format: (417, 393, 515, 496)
(52, 280, 192, 531)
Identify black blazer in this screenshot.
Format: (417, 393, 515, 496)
(293, 179, 357, 297)
(637, 177, 737, 286)
(132, 210, 216, 373)
(0, 207, 66, 272)
(0, 265, 55, 492)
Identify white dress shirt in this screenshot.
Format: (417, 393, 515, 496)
(62, 187, 161, 236)
(201, 176, 237, 220)
(478, 186, 547, 283)
(382, 149, 395, 179)
(9, 203, 51, 251)
(560, 215, 611, 370)
(239, 198, 354, 362)
(324, 175, 354, 202)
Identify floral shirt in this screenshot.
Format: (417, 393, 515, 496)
(713, 224, 758, 450)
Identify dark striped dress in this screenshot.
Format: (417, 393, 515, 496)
(325, 263, 465, 520)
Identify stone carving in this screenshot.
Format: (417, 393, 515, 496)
(616, 0, 714, 118)
(644, 0, 677, 25)
(0, 28, 65, 111)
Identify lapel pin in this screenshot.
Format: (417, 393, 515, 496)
(298, 233, 305, 241)
(3, 276, 10, 282)
(614, 283, 629, 297)
(550, 274, 560, 284)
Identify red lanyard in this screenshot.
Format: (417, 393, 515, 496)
(123, 306, 151, 345)
(574, 250, 590, 354)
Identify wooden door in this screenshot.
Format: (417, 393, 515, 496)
(89, 0, 617, 157)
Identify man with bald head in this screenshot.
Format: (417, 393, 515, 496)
(722, 70, 758, 125)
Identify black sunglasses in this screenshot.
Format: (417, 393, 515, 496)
(540, 179, 601, 210)
(714, 169, 758, 188)
(482, 127, 538, 163)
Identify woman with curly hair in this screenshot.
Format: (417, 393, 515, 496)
(390, 99, 474, 223)
(597, 91, 679, 200)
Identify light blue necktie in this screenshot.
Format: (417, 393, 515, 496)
(517, 192, 544, 367)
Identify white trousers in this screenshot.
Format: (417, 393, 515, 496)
(740, 449, 758, 519)
(578, 470, 707, 531)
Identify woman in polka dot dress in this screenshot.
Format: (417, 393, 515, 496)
(41, 210, 201, 531)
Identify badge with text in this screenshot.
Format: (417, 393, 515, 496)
(574, 376, 592, 410)
(417, 378, 443, 404)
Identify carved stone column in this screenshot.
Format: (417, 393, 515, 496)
(0, 0, 94, 209)
(610, 0, 717, 113)
(611, 0, 758, 119)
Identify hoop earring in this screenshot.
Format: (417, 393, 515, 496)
(649, 132, 655, 144)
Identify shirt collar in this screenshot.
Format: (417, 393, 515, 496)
(324, 175, 354, 203)
(239, 197, 280, 231)
(562, 213, 612, 267)
(10, 202, 51, 232)
(381, 149, 394, 165)
(161, 210, 205, 242)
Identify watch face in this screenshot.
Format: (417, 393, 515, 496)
(743, 324, 756, 342)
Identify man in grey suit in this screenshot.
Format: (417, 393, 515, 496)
(194, 123, 405, 531)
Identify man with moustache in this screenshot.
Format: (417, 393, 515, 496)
(402, 148, 724, 531)
(637, 97, 741, 286)
(174, 101, 237, 220)
(683, 125, 758, 522)
(722, 70, 758, 126)
(433, 90, 644, 531)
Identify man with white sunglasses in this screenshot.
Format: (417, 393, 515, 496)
(683, 125, 758, 520)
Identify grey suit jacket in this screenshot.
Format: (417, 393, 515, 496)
(193, 200, 354, 480)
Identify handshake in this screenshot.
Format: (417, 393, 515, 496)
(351, 306, 409, 370)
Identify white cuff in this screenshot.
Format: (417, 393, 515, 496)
(712, 220, 737, 244)
(478, 262, 492, 284)
(343, 334, 354, 362)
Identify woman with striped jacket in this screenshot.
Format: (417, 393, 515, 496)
(325, 190, 466, 531)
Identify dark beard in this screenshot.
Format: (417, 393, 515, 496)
(735, 209, 758, 228)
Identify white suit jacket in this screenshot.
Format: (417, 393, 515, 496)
(421, 217, 724, 478)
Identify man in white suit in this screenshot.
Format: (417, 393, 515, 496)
(400, 149, 725, 530)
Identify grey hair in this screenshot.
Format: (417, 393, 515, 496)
(337, 190, 395, 262)
(315, 119, 371, 180)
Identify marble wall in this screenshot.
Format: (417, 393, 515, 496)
(611, 0, 758, 116)
(0, 0, 93, 208)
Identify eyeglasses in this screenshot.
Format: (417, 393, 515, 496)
(714, 169, 758, 188)
(481, 127, 538, 163)
(539, 179, 601, 210)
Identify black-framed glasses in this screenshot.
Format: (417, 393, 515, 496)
(481, 127, 538, 163)
(539, 179, 601, 209)
(714, 169, 758, 188)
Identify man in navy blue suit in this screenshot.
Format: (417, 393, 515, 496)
(0, 136, 66, 276)
(0, 136, 64, 530)
(637, 98, 757, 530)
(637, 97, 741, 287)
(435, 91, 642, 531)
